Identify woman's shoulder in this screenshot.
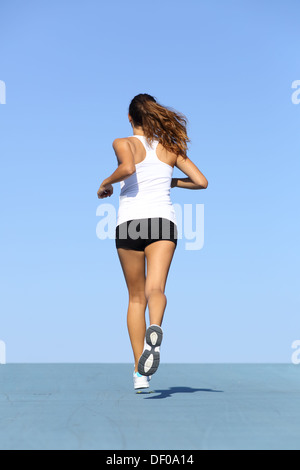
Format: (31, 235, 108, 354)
(112, 137, 133, 148)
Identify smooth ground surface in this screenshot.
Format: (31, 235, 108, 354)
(0, 364, 299, 450)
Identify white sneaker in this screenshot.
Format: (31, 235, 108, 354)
(133, 371, 151, 390)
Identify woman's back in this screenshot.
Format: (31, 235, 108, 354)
(117, 135, 177, 227)
(126, 135, 177, 167)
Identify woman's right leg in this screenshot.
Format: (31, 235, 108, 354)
(137, 240, 176, 376)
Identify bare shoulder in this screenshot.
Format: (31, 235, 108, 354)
(112, 137, 131, 148)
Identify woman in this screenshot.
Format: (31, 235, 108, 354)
(97, 94, 208, 390)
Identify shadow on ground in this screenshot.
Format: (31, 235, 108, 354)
(137, 386, 224, 399)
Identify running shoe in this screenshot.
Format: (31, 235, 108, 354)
(133, 371, 150, 390)
(138, 325, 163, 377)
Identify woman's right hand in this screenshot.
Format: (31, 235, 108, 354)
(97, 182, 114, 199)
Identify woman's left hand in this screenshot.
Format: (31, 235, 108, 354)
(97, 182, 114, 199)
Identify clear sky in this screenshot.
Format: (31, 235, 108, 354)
(0, 0, 299, 363)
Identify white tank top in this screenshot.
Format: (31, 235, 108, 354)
(116, 135, 177, 227)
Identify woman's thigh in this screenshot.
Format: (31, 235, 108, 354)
(117, 248, 146, 301)
(144, 240, 176, 297)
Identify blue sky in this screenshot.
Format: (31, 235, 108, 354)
(0, 0, 299, 363)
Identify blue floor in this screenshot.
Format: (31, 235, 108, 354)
(0, 364, 299, 450)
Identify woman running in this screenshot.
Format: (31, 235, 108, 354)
(97, 94, 208, 390)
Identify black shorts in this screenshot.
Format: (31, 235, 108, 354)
(115, 217, 178, 252)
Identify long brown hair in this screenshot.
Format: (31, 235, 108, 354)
(128, 94, 190, 158)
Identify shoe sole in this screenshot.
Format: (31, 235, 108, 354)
(134, 382, 150, 390)
(138, 325, 163, 377)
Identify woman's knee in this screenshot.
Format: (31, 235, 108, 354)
(145, 286, 166, 302)
(129, 291, 147, 305)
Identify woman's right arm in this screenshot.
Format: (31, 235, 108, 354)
(171, 155, 208, 190)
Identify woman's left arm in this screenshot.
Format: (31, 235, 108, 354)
(97, 139, 136, 199)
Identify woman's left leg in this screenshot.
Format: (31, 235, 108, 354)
(117, 248, 147, 372)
